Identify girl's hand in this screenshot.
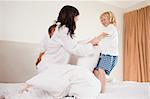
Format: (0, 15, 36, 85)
(35, 58, 41, 66)
(35, 52, 45, 66)
(88, 37, 100, 46)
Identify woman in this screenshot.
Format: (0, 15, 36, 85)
(23, 5, 101, 99)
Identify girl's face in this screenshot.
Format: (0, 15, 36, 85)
(74, 15, 79, 22)
(100, 15, 110, 27)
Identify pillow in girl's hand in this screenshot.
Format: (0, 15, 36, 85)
(77, 46, 101, 72)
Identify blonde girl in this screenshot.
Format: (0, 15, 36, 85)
(93, 11, 118, 93)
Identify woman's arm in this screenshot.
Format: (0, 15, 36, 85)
(60, 28, 98, 56)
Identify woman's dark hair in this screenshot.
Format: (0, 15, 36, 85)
(56, 5, 79, 38)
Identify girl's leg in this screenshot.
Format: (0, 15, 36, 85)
(98, 68, 106, 93)
(93, 68, 106, 93)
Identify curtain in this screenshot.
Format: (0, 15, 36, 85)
(123, 6, 150, 82)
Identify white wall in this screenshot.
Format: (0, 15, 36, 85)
(124, 0, 150, 12)
(0, 1, 124, 81)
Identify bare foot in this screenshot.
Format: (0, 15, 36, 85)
(21, 83, 32, 93)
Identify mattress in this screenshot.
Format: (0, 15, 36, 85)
(98, 81, 149, 99)
(0, 81, 149, 99)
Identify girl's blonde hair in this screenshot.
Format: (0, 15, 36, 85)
(100, 11, 116, 26)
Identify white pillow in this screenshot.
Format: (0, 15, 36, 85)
(76, 46, 101, 72)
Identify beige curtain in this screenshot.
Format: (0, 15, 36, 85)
(123, 6, 150, 82)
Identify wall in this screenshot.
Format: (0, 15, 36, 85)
(124, 0, 150, 12)
(0, 1, 124, 82)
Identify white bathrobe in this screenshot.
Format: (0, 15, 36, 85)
(26, 25, 101, 99)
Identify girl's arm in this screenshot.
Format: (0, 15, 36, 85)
(35, 35, 48, 66)
(87, 32, 108, 45)
(35, 52, 45, 66)
(96, 24, 115, 42)
(96, 32, 108, 42)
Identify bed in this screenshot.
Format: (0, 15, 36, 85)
(0, 41, 149, 99)
(0, 81, 149, 99)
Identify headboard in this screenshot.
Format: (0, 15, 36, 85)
(0, 40, 122, 82)
(0, 40, 38, 83)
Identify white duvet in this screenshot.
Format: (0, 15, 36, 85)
(0, 81, 149, 99)
(0, 46, 101, 99)
(26, 64, 100, 98)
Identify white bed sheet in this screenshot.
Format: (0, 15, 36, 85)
(98, 81, 149, 99)
(0, 81, 149, 99)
